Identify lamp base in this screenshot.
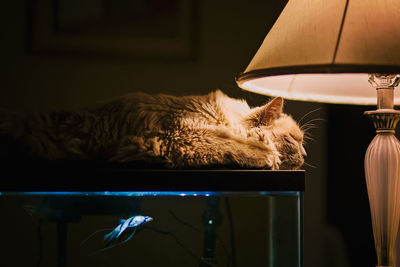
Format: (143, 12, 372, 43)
(365, 109, 400, 267)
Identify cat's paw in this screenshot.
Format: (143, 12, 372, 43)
(111, 135, 164, 164)
(266, 151, 281, 170)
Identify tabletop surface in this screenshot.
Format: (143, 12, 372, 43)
(1, 160, 305, 192)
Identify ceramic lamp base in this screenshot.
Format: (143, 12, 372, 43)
(365, 110, 400, 267)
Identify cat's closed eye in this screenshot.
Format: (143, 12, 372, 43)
(282, 136, 297, 150)
(284, 135, 297, 144)
(283, 135, 305, 152)
(289, 133, 302, 142)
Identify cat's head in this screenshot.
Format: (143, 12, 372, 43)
(245, 97, 306, 170)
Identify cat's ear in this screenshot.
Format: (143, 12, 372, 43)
(259, 97, 283, 125)
(247, 97, 283, 126)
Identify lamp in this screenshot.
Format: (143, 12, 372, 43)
(236, 0, 400, 266)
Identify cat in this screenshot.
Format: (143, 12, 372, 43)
(0, 90, 306, 170)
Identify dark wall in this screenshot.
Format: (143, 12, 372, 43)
(0, 0, 288, 110)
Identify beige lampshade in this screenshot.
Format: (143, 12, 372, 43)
(236, 0, 400, 105)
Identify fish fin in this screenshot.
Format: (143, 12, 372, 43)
(103, 232, 113, 242)
(89, 228, 137, 257)
(104, 228, 119, 243)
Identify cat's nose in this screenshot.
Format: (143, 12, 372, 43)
(301, 146, 307, 157)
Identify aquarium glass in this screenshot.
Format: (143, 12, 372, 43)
(0, 191, 302, 267)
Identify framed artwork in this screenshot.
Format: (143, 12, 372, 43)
(27, 0, 198, 60)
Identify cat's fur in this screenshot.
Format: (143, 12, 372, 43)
(0, 90, 306, 169)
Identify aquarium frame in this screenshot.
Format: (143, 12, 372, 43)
(1, 160, 305, 192)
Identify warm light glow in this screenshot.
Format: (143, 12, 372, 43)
(241, 73, 400, 105)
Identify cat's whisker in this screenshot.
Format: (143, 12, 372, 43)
(303, 138, 313, 145)
(300, 118, 325, 128)
(302, 126, 318, 132)
(298, 108, 321, 125)
(301, 121, 322, 129)
(301, 120, 317, 127)
(303, 135, 314, 142)
(301, 124, 320, 131)
(302, 117, 324, 124)
(303, 130, 313, 136)
(301, 124, 313, 131)
(303, 161, 316, 169)
(304, 117, 325, 123)
(301, 127, 318, 134)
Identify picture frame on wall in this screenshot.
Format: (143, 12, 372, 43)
(27, 0, 198, 60)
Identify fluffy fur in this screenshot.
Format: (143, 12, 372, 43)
(0, 90, 306, 169)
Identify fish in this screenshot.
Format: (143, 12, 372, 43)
(81, 215, 153, 255)
(103, 215, 153, 244)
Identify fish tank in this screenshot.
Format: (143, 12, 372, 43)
(0, 161, 304, 267)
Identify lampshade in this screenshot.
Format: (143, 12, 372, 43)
(236, 0, 400, 105)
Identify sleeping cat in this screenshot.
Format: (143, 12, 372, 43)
(0, 90, 306, 169)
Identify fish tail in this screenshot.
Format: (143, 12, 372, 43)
(80, 228, 113, 247)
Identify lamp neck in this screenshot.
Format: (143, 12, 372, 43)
(377, 88, 394, 110)
(365, 74, 400, 134)
(368, 73, 400, 110)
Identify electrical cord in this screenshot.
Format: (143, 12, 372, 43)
(224, 198, 236, 267)
(169, 204, 234, 267)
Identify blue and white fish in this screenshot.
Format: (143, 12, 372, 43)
(81, 215, 153, 255)
(104, 215, 153, 244)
